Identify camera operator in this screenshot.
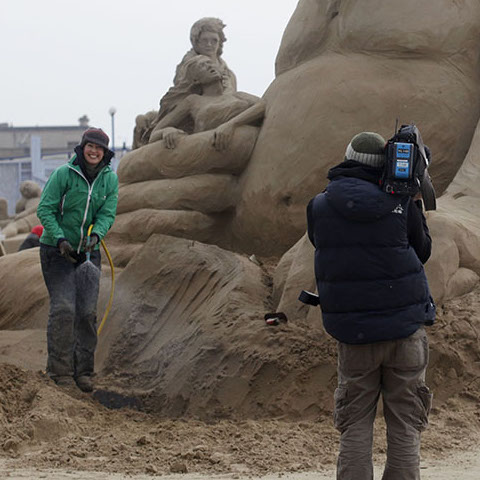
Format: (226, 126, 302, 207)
(306, 132, 435, 479)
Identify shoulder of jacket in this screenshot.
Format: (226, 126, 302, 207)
(102, 167, 117, 180)
(49, 163, 71, 180)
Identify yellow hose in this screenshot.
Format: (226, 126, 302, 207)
(85, 224, 115, 335)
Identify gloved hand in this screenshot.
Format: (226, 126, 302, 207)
(84, 233, 99, 253)
(58, 240, 77, 263)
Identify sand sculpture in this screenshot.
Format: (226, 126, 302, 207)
(2, 180, 42, 238)
(111, 53, 265, 261)
(263, 0, 480, 314)
(89, 2, 480, 415)
(115, 3, 480, 304)
(133, 17, 237, 149)
(132, 110, 157, 150)
(159, 17, 237, 120)
(2, 4, 480, 420)
(148, 55, 264, 147)
(0, 197, 8, 221)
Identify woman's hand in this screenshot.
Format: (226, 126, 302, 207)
(212, 123, 235, 151)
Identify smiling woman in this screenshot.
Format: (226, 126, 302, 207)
(83, 142, 105, 166)
(36, 127, 119, 393)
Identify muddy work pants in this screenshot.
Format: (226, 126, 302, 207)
(334, 327, 432, 480)
(40, 244, 101, 380)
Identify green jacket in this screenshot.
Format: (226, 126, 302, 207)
(37, 155, 119, 252)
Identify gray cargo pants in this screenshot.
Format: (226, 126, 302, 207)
(40, 244, 101, 380)
(334, 327, 432, 480)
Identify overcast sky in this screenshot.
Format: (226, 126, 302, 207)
(0, 0, 299, 149)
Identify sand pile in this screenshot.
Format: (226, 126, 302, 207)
(0, 363, 340, 476)
(1, 277, 480, 477)
(1, 237, 480, 424)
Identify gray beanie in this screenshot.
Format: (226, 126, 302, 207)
(345, 132, 386, 167)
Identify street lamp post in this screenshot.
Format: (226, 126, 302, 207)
(108, 107, 116, 153)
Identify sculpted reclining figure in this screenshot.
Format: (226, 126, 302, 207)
(148, 55, 265, 150)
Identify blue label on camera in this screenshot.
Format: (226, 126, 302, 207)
(395, 142, 412, 159)
(394, 142, 412, 178)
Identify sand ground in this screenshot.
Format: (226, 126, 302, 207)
(1, 266, 480, 480)
(1, 449, 480, 479)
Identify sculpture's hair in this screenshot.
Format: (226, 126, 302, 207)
(190, 17, 227, 57)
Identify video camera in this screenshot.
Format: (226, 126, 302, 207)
(382, 123, 436, 211)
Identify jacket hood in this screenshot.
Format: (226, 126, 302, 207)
(72, 146, 113, 183)
(326, 174, 402, 222)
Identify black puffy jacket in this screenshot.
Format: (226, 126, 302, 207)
(307, 161, 435, 344)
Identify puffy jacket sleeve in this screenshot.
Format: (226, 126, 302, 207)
(407, 199, 432, 264)
(36, 167, 68, 243)
(91, 173, 119, 240)
(306, 197, 316, 247)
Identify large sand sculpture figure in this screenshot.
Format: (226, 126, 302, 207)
(96, 2, 480, 415)
(114, 3, 480, 301)
(1, 3, 480, 419)
(132, 17, 237, 150)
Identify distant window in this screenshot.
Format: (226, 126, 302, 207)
(20, 162, 32, 182)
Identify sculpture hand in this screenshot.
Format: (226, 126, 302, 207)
(162, 127, 185, 149)
(213, 123, 235, 151)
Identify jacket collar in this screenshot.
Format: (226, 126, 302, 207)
(328, 160, 383, 185)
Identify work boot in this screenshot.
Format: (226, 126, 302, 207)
(54, 376, 76, 387)
(76, 375, 94, 392)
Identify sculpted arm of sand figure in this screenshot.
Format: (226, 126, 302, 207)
(212, 99, 266, 151)
(149, 98, 192, 148)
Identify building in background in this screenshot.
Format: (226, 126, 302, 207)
(0, 116, 128, 216)
(0, 115, 89, 160)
